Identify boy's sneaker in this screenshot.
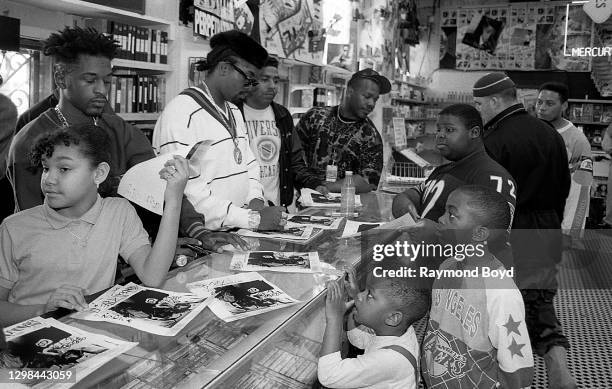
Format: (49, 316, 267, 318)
(544, 346, 577, 389)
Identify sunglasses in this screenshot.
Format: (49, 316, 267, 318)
(225, 62, 259, 87)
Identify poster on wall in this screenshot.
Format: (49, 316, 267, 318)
(358, 0, 389, 71)
(327, 43, 355, 70)
(445, 4, 592, 72)
(193, 0, 235, 39)
(259, 0, 324, 64)
(461, 15, 504, 55)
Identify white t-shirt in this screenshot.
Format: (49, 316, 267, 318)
(243, 104, 281, 206)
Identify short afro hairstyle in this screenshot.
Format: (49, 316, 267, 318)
(30, 123, 112, 169)
(454, 185, 511, 231)
(439, 104, 483, 134)
(538, 81, 569, 103)
(43, 26, 118, 64)
(370, 259, 431, 326)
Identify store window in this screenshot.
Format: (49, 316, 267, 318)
(0, 39, 53, 116)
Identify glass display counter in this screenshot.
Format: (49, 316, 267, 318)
(59, 192, 396, 388)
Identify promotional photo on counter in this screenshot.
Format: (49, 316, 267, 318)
(0, 0, 611, 388)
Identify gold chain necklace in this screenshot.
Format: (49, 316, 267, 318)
(54, 106, 98, 127)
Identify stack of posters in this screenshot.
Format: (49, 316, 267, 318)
(299, 188, 362, 208)
(285, 215, 342, 230)
(187, 273, 299, 322)
(76, 283, 209, 336)
(230, 251, 321, 273)
(0, 317, 136, 388)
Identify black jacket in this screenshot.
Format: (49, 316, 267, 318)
(483, 104, 570, 222)
(237, 101, 322, 206)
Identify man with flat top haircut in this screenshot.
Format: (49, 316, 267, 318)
(153, 30, 284, 231)
(295, 68, 389, 194)
(473, 72, 574, 389)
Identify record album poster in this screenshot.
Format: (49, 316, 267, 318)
(76, 283, 210, 336)
(186, 273, 299, 322)
(230, 251, 321, 273)
(0, 317, 135, 388)
(286, 214, 342, 230)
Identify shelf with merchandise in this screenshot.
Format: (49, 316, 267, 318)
(118, 112, 160, 121)
(16, 0, 172, 27)
(112, 59, 171, 72)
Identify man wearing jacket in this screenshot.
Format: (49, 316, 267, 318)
(473, 72, 574, 389)
(237, 56, 327, 208)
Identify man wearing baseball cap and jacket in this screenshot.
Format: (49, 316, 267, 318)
(295, 69, 391, 194)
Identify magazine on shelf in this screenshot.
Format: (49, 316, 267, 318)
(285, 214, 343, 230)
(75, 283, 210, 336)
(299, 188, 361, 208)
(236, 226, 315, 241)
(0, 317, 136, 388)
(230, 251, 321, 273)
(186, 273, 299, 322)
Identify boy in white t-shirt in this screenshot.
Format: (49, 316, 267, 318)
(238, 56, 328, 209)
(318, 267, 430, 388)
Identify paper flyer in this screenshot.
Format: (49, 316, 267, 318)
(186, 273, 299, 322)
(0, 317, 136, 388)
(285, 215, 343, 230)
(340, 212, 416, 239)
(75, 283, 210, 336)
(340, 220, 384, 238)
(118, 141, 212, 215)
(236, 226, 315, 241)
(230, 251, 321, 273)
(299, 188, 362, 208)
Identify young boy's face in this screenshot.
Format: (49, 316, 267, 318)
(40, 145, 99, 218)
(354, 279, 396, 328)
(437, 190, 481, 243)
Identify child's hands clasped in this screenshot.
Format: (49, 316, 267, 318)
(160, 155, 189, 201)
(343, 267, 360, 299)
(45, 285, 88, 313)
(325, 279, 355, 323)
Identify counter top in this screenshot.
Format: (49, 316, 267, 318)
(61, 192, 397, 388)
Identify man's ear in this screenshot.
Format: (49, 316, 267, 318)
(53, 64, 68, 89)
(472, 225, 490, 243)
(384, 310, 403, 327)
(94, 162, 110, 187)
(561, 100, 568, 115)
(469, 125, 482, 138)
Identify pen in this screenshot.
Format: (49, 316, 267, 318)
(183, 243, 213, 257)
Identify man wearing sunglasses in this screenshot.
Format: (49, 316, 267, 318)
(153, 31, 284, 232)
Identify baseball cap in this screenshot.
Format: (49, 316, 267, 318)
(349, 68, 392, 94)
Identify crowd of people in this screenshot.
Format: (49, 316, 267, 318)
(0, 26, 593, 389)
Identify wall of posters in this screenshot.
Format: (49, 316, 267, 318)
(441, 3, 593, 72)
(259, 0, 324, 64)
